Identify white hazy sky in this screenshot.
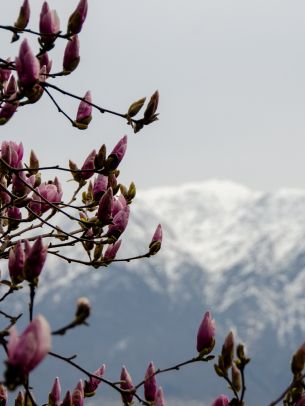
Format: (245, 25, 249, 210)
(2, 1, 305, 192)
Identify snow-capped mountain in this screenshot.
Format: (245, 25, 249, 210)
(3, 179, 305, 405)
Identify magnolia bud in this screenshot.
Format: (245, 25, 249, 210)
(67, 0, 88, 36)
(221, 331, 234, 370)
(8, 241, 25, 285)
(196, 311, 216, 355)
(149, 224, 162, 255)
(48, 377, 61, 406)
(23, 237, 48, 284)
(63, 36, 80, 74)
(97, 188, 113, 224)
(144, 362, 157, 402)
(292, 342, 305, 375)
(127, 97, 146, 117)
(74, 91, 92, 130)
(104, 136, 127, 172)
(75, 297, 90, 324)
(120, 366, 134, 404)
(15, 39, 40, 89)
(231, 362, 241, 392)
(14, 0, 30, 31)
(84, 364, 105, 397)
(39, 2, 60, 47)
(155, 387, 165, 406)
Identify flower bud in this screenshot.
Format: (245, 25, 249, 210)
(39, 2, 60, 46)
(97, 188, 113, 224)
(15, 39, 40, 89)
(93, 174, 108, 201)
(196, 311, 216, 355)
(211, 395, 230, 406)
(48, 377, 61, 406)
(103, 240, 122, 262)
(231, 362, 241, 392)
(0, 102, 18, 125)
(15, 391, 24, 406)
(63, 36, 80, 74)
(292, 342, 305, 375)
(221, 331, 234, 370)
(0, 63, 11, 85)
(23, 236, 47, 284)
(7, 206, 22, 230)
(144, 362, 157, 402)
(75, 297, 90, 324)
(74, 91, 92, 129)
(67, 0, 88, 35)
(81, 149, 96, 180)
(144, 90, 159, 121)
(127, 97, 146, 117)
(5, 315, 51, 389)
(5, 75, 17, 98)
(0, 384, 8, 405)
(61, 391, 72, 406)
(120, 366, 134, 404)
(8, 241, 25, 285)
(29, 179, 62, 216)
(107, 206, 130, 239)
(84, 364, 105, 396)
(149, 224, 162, 255)
(71, 388, 83, 406)
(105, 136, 127, 171)
(38, 52, 52, 74)
(155, 387, 165, 406)
(112, 195, 126, 217)
(29, 150, 39, 174)
(14, 0, 30, 31)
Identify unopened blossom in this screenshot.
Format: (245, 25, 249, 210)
(106, 135, 127, 171)
(48, 377, 61, 406)
(8, 241, 25, 285)
(39, 52, 52, 74)
(61, 391, 72, 406)
(231, 362, 241, 392)
(112, 195, 127, 217)
(67, 0, 88, 35)
(292, 341, 305, 374)
(196, 311, 216, 354)
(1, 141, 23, 168)
(107, 206, 130, 239)
(14, 0, 30, 30)
(63, 35, 80, 74)
(103, 240, 122, 261)
(80, 149, 96, 180)
(149, 224, 162, 255)
(221, 331, 234, 370)
(0, 62, 11, 85)
(155, 387, 165, 406)
(39, 2, 60, 45)
(6, 315, 51, 389)
(0, 383, 8, 404)
(97, 188, 113, 224)
(15, 39, 40, 88)
(0, 102, 18, 125)
(4, 75, 17, 98)
(75, 297, 91, 324)
(120, 366, 134, 404)
(72, 388, 83, 406)
(84, 364, 106, 396)
(144, 362, 157, 402)
(14, 391, 24, 406)
(23, 236, 48, 283)
(7, 206, 22, 230)
(29, 179, 63, 215)
(93, 174, 108, 201)
(75, 91, 92, 129)
(211, 395, 230, 406)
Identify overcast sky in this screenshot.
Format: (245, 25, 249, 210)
(3, 0, 305, 192)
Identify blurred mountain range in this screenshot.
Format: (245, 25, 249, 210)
(3, 180, 305, 405)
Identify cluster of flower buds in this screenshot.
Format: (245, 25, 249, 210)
(9, 236, 47, 285)
(126, 90, 160, 133)
(5, 315, 51, 390)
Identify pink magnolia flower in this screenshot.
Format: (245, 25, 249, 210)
(75, 91, 92, 129)
(149, 224, 163, 255)
(103, 240, 122, 261)
(107, 206, 130, 239)
(14, 0, 30, 30)
(29, 179, 63, 216)
(39, 2, 60, 45)
(106, 135, 127, 171)
(120, 366, 134, 404)
(80, 149, 96, 180)
(23, 236, 48, 283)
(93, 174, 108, 201)
(15, 39, 40, 89)
(144, 362, 157, 402)
(97, 188, 113, 224)
(196, 311, 216, 354)
(84, 364, 105, 396)
(155, 387, 165, 406)
(12, 166, 35, 196)
(49, 377, 61, 406)
(63, 35, 80, 74)
(1, 141, 23, 168)
(67, 0, 88, 35)
(211, 395, 230, 406)
(6, 315, 51, 387)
